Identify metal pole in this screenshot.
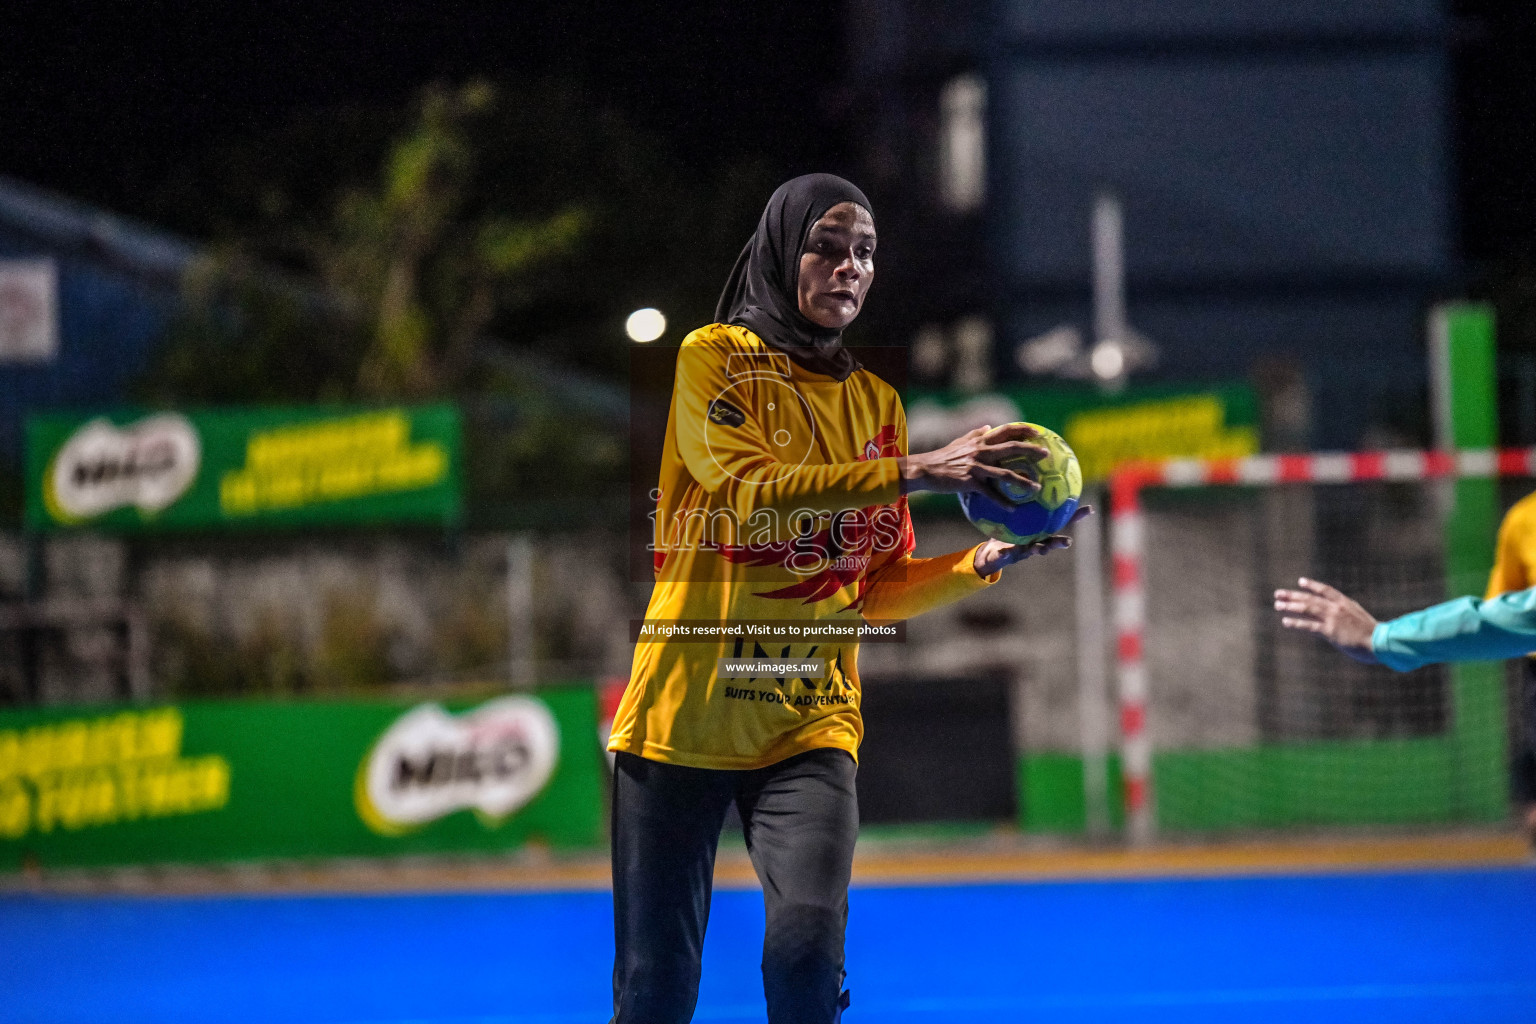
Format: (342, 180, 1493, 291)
(1092, 192, 1125, 347)
(21, 533, 44, 703)
(126, 604, 150, 700)
(506, 535, 535, 689)
(1074, 485, 1111, 837)
(1111, 473, 1155, 845)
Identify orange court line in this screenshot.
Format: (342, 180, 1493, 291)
(840, 833, 1532, 887)
(7, 832, 1528, 898)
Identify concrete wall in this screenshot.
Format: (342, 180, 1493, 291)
(0, 532, 647, 704)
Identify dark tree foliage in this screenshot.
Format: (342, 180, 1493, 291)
(140, 79, 780, 527)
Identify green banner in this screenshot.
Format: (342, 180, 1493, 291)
(908, 382, 1259, 482)
(25, 404, 462, 532)
(0, 689, 605, 870)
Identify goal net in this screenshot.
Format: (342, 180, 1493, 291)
(1108, 450, 1530, 842)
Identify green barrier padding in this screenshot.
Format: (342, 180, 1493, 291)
(0, 687, 604, 870)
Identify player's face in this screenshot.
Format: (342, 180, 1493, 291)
(797, 202, 875, 330)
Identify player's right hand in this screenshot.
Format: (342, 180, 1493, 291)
(898, 423, 1047, 506)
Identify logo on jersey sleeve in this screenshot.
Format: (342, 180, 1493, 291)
(707, 399, 747, 428)
(860, 425, 901, 461)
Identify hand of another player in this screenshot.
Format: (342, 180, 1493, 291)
(1272, 577, 1380, 664)
(898, 423, 1048, 506)
(973, 505, 1094, 575)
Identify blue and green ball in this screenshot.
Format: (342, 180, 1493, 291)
(959, 423, 1084, 545)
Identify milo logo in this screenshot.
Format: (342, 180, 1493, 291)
(45, 414, 201, 522)
(355, 697, 560, 836)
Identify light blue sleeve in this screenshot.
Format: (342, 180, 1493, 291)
(1370, 586, 1536, 671)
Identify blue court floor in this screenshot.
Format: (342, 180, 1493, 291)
(3, 866, 1534, 1024)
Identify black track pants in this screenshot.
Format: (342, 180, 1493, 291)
(610, 747, 858, 1024)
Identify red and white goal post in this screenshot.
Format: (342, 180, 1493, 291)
(1108, 447, 1536, 844)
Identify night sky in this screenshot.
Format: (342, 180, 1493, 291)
(2, 1, 1533, 264)
(1453, 1, 1536, 265)
(1, 2, 849, 230)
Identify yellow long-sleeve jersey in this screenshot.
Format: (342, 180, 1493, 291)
(1488, 490, 1536, 600)
(608, 324, 998, 770)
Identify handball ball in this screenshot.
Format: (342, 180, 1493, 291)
(959, 423, 1084, 545)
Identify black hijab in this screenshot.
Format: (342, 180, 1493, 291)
(715, 173, 873, 382)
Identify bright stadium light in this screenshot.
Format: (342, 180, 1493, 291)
(1091, 338, 1126, 381)
(626, 308, 666, 342)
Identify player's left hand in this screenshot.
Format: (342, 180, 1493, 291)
(973, 505, 1093, 575)
(1273, 577, 1380, 664)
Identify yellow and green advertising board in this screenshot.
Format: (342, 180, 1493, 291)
(906, 382, 1259, 483)
(0, 688, 605, 870)
(24, 404, 461, 532)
